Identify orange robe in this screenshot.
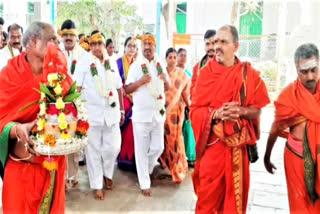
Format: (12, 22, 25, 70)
(190, 58, 269, 214)
(271, 79, 320, 213)
(0, 45, 73, 213)
(160, 68, 190, 183)
(190, 54, 208, 100)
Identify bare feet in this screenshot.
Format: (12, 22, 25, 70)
(70, 180, 79, 188)
(141, 189, 152, 197)
(67, 179, 79, 188)
(150, 173, 157, 180)
(94, 189, 104, 200)
(104, 177, 113, 190)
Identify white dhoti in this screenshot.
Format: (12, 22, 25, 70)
(133, 118, 164, 190)
(86, 123, 121, 190)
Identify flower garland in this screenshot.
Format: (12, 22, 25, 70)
(62, 45, 80, 75)
(26, 72, 89, 171)
(37, 73, 71, 141)
(141, 60, 165, 116)
(89, 53, 117, 108)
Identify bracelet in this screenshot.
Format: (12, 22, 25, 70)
(212, 110, 217, 120)
(15, 123, 20, 142)
(9, 153, 33, 162)
(120, 110, 125, 114)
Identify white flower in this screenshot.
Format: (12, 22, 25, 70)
(41, 92, 46, 100)
(39, 103, 46, 115)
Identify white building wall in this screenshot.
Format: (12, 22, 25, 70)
(186, 0, 233, 35)
(1, 0, 53, 32)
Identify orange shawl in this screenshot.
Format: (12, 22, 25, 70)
(0, 44, 73, 213)
(190, 57, 270, 196)
(190, 58, 269, 148)
(272, 79, 320, 202)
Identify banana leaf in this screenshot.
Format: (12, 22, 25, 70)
(40, 83, 56, 101)
(63, 92, 81, 102)
(19, 100, 39, 112)
(67, 82, 77, 95)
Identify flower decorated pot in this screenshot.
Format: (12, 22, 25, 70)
(44, 103, 78, 138)
(33, 101, 88, 156)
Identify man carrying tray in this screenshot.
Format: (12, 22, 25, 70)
(0, 22, 74, 213)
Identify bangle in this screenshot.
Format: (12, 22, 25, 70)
(9, 154, 33, 162)
(15, 123, 20, 142)
(212, 111, 217, 120)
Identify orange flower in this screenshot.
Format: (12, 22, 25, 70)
(31, 125, 38, 135)
(76, 120, 90, 136)
(43, 157, 58, 171)
(44, 134, 56, 147)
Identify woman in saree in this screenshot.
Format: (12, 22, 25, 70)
(116, 37, 137, 171)
(160, 48, 190, 184)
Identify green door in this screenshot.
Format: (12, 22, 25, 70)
(238, 1, 263, 58)
(176, 2, 187, 34)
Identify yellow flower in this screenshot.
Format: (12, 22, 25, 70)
(61, 132, 71, 140)
(48, 73, 58, 82)
(41, 92, 46, 100)
(48, 73, 58, 87)
(59, 121, 68, 130)
(54, 83, 63, 95)
(55, 97, 65, 110)
(43, 159, 58, 171)
(37, 118, 45, 131)
(39, 103, 46, 115)
(58, 112, 65, 123)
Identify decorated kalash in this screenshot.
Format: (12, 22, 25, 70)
(21, 43, 89, 171)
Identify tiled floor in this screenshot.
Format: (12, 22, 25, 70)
(0, 107, 290, 213)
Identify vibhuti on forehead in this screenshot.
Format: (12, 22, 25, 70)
(299, 58, 318, 70)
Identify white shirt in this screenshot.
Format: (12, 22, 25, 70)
(75, 52, 123, 126)
(60, 44, 89, 81)
(126, 56, 167, 123)
(0, 45, 21, 71)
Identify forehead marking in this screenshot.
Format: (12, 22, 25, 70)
(300, 59, 318, 70)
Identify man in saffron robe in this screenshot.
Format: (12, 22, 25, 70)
(190, 25, 270, 214)
(264, 43, 320, 213)
(0, 22, 72, 213)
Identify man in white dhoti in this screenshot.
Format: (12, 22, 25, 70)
(125, 33, 171, 197)
(75, 31, 124, 200)
(59, 19, 90, 188)
(0, 23, 23, 70)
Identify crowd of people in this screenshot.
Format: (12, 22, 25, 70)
(0, 16, 319, 214)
